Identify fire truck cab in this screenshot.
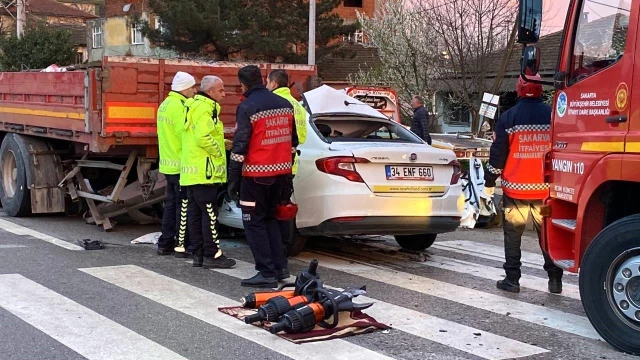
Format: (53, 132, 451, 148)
(518, 0, 640, 354)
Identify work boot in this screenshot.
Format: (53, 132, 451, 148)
(157, 248, 174, 256)
(496, 278, 520, 293)
(277, 268, 290, 282)
(203, 255, 236, 269)
(241, 273, 278, 288)
(192, 253, 204, 267)
(548, 278, 562, 294)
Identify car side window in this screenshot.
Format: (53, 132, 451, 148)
(568, 0, 630, 85)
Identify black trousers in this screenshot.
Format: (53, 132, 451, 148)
(502, 195, 563, 282)
(240, 176, 288, 278)
(186, 185, 222, 258)
(158, 174, 189, 251)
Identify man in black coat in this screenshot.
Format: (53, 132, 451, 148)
(410, 95, 432, 145)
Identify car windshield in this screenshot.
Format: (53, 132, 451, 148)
(313, 118, 422, 144)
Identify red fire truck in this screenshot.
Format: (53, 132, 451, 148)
(518, 0, 639, 354)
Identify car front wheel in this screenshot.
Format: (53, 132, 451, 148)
(394, 234, 437, 251)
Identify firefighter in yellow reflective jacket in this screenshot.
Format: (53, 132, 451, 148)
(266, 69, 308, 261)
(180, 75, 236, 269)
(157, 71, 196, 257)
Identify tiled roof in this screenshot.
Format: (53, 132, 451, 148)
(53, 24, 88, 45)
(104, 0, 146, 17)
(25, 0, 97, 18)
(317, 43, 381, 82)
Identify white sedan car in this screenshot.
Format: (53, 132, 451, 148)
(218, 85, 464, 255)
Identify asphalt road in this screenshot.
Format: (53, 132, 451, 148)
(0, 211, 635, 360)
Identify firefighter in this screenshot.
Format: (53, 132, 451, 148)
(156, 71, 196, 257)
(228, 65, 298, 288)
(180, 75, 236, 269)
(266, 69, 307, 270)
(484, 74, 563, 294)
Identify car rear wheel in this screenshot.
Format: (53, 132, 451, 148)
(0, 134, 31, 217)
(394, 234, 437, 251)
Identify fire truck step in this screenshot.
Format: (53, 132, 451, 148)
(551, 219, 577, 231)
(554, 259, 575, 270)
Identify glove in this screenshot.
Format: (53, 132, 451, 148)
(228, 181, 240, 201)
(484, 187, 495, 197)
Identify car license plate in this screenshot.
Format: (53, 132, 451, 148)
(385, 165, 433, 181)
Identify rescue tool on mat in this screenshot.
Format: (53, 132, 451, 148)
(241, 259, 321, 309)
(269, 287, 373, 334)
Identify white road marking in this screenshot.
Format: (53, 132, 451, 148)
(81, 265, 393, 360)
(0, 244, 28, 248)
(431, 240, 578, 276)
(213, 260, 549, 360)
(364, 243, 581, 300)
(0, 219, 83, 251)
(0, 274, 186, 360)
(295, 252, 600, 340)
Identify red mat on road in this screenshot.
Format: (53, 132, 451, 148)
(219, 306, 390, 344)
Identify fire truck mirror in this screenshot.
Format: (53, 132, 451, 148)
(517, 0, 542, 44)
(521, 45, 541, 76)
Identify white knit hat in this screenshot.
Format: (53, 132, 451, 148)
(171, 71, 196, 92)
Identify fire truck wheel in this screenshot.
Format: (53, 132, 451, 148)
(580, 213, 640, 356)
(394, 234, 437, 251)
(0, 134, 31, 217)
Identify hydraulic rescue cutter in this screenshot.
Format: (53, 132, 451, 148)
(239, 259, 375, 335)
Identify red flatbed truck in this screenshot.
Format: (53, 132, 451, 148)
(0, 56, 316, 230)
(517, 0, 639, 354)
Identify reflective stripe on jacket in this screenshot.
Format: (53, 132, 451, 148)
(484, 98, 551, 200)
(179, 93, 226, 186)
(157, 91, 188, 175)
(273, 87, 307, 175)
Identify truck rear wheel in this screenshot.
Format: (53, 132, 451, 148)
(0, 134, 30, 216)
(579, 214, 640, 355)
(394, 234, 437, 251)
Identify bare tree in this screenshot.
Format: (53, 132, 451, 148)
(416, 0, 517, 132)
(350, 0, 443, 124)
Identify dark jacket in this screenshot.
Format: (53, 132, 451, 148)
(410, 106, 432, 145)
(229, 85, 299, 182)
(484, 97, 551, 200)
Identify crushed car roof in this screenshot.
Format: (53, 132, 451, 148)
(304, 85, 389, 120)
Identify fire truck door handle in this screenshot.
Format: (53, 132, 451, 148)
(605, 115, 627, 124)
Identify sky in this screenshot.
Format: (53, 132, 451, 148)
(542, 0, 571, 35)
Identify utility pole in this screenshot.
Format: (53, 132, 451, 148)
(308, 0, 316, 65)
(17, 0, 26, 39)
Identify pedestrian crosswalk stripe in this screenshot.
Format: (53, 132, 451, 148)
(80, 265, 394, 360)
(363, 242, 581, 300)
(0, 244, 28, 248)
(433, 240, 577, 276)
(295, 252, 600, 340)
(0, 219, 83, 251)
(212, 260, 549, 360)
(0, 274, 186, 360)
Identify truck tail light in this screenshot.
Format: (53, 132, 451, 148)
(315, 156, 370, 183)
(449, 159, 461, 185)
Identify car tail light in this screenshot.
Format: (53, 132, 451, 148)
(543, 150, 552, 183)
(449, 159, 461, 185)
(315, 156, 370, 183)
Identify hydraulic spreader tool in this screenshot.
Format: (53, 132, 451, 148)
(240, 259, 374, 335)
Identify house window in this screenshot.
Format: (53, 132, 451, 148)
(343, 0, 363, 7)
(131, 22, 144, 44)
(92, 26, 102, 48)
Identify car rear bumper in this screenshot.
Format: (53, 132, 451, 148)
(299, 216, 460, 236)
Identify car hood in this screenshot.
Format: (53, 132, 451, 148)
(304, 85, 389, 120)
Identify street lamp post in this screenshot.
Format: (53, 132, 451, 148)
(308, 0, 316, 66)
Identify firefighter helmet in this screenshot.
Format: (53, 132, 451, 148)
(516, 74, 543, 98)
